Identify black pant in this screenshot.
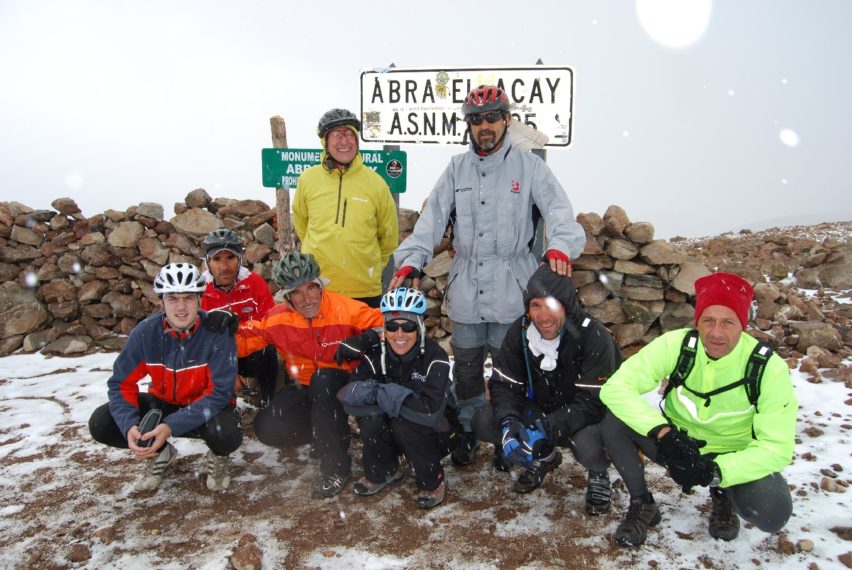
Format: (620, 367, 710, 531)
(253, 368, 351, 478)
(238, 345, 279, 404)
(473, 403, 609, 472)
(357, 414, 452, 491)
(88, 393, 242, 456)
(600, 411, 793, 532)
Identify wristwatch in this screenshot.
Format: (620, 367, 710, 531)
(709, 463, 722, 487)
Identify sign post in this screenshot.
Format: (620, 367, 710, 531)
(261, 148, 407, 193)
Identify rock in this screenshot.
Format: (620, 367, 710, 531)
(398, 208, 420, 234)
(244, 243, 271, 264)
(624, 221, 655, 244)
(790, 321, 843, 351)
(605, 238, 639, 260)
(39, 279, 76, 303)
(820, 256, 852, 289)
(613, 259, 656, 275)
(622, 300, 664, 327)
(0, 281, 38, 311)
(671, 262, 711, 295)
(103, 292, 146, 319)
(78, 280, 111, 303)
(659, 302, 695, 332)
(10, 225, 43, 246)
(171, 208, 223, 236)
(107, 221, 145, 248)
(0, 334, 23, 356)
(571, 270, 596, 288)
(612, 323, 646, 348)
(253, 223, 276, 248)
(185, 188, 212, 209)
(602, 205, 630, 237)
(586, 299, 629, 324)
(136, 202, 164, 220)
(22, 329, 62, 352)
(581, 233, 605, 255)
(165, 231, 195, 254)
(51, 198, 81, 215)
(48, 300, 80, 320)
(79, 231, 106, 246)
(66, 543, 91, 563)
(820, 477, 847, 493)
(42, 335, 93, 355)
(230, 541, 263, 570)
(219, 199, 270, 218)
(577, 282, 610, 307)
(0, 261, 17, 282)
(619, 285, 664, 301)
(840, 552, 852, 568)
(0, 302, 48, 339)
(576, 212, 604, 236)
(0, 244, 41, 262)
(639, 240, 686, 265)
(138, 237, 170, 265)
(423, 251, 452, 278)
(572, 255, 613, 271)
(80, 244, 122, 267)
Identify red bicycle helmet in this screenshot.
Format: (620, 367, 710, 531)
(462, 85, 510, 116)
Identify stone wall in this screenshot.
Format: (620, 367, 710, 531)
(1, 196, 850, 384)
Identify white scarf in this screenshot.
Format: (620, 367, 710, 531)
(526, 324, 560, 371)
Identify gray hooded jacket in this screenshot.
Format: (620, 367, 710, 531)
(393, 132, 585, 324)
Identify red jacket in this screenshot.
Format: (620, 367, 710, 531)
(202, 269, 274, 323)
(237, 290, 383, 385)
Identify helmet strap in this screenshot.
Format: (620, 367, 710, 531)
(467, 116, 509, 156)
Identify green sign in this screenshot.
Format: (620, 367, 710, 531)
(261, 148, 407, 193)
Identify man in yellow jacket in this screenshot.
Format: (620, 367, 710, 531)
(293, 108, 399, 307)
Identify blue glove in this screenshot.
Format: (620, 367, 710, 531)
(524, 419, 554, 459)
(501, 418, 532, 466)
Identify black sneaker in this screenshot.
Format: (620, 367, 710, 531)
(450, 432, 479, 466)
(492, 445, 512, 472)
(709, 487, 740, 541)
(353, 468, 404, 497)
(312, 473, 350, 498)
(513, 451, 562, 493)
(585, 470, 611, 515)
(615, 495, 662, 547)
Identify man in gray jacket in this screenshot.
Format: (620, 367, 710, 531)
(389, 85, 585, 467)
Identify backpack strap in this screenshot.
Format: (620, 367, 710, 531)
(662, 329, 699, 400)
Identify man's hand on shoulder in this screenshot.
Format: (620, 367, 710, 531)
(388, 266, 421, 290)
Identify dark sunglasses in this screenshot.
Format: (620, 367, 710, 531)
(467, 111, 505, 126)
(385, 320, 418, 333)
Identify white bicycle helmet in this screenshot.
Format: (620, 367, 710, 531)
(153, 263, 206, 296)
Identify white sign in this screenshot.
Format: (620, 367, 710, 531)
(360, 66, 574, 146)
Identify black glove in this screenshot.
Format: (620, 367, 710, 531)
(667, 457, 718, 488)
(204, 309, 239, 336)
(334, 329, 380, 365)
(656, 428, 707, 465)
(136, 408, 162, 448)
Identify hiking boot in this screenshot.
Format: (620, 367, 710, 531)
(513, 451, 562, 493)
(709, 487, 740, 541)
(450, 432, 479, 466)
(134, 442, 177, 492)
(493, 445, 512, 472)
(585, 470, 612, 515)
(615, 495, 662, 547)
(353, 467, 404, 497)
(206, 450, 232, 491)
(312, 473, 350, 498)
(416, 481, 446, 509)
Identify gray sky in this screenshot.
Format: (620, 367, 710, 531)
(1, 0, 850, 239)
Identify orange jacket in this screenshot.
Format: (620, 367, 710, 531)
(236, 290, 383, 385)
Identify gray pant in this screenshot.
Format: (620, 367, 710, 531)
(451, 321, 511, 432)
(600, 411, 792, 532)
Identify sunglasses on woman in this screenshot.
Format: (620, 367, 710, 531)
(467, 111, 505, 126)
(385, 320, 418, 333)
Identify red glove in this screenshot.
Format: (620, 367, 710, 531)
(393, 266, 417, 281)
(544, 249, 571, 266)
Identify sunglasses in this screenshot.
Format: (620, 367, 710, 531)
(467, 111, 505, 126)
(385, 320, 418, 333)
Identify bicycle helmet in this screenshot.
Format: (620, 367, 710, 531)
(273, 252, 327, 294)
(317, 108, 361, 138)
(462, 85, 510, 117)
(380, 287, 428, 316)
(153, 263, 206, 296)
(202, 228, 244, 257)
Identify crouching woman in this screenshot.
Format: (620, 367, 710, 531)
(337, 287, 460, 508)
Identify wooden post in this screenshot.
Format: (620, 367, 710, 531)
(270, 116, 294, 253)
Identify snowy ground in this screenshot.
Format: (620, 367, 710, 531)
(0, 351, 850, 569)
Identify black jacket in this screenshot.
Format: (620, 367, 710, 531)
(490, 266, 622, 435)
(343, 336, 454, 428)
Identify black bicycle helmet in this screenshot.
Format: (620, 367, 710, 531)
(273, 252, 322, 292)
(202, 228, 244, 257)
(317, 108, 361, 138)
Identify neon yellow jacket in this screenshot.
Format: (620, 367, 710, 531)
(600, 328, 797, 487)
(293, 151, 399, 298)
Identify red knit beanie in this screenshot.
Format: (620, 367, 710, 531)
(693, 272, 753, 329)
